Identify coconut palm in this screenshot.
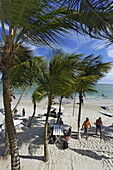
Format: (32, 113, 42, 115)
(27, 88, 47, 127)
(2, 46, 35, 157)
(33, 51, 81, 161)
(2, 47, 45, 158)
(74, 54, 112, 139)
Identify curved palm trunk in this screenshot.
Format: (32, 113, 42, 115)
(77, 93, 83, 139)
(13, 85, 30, 112)
(57, 96, 63, 123)
(27, 101, 36, 127)
(2, 72, 20, 170)
(44, 96, 53, 162)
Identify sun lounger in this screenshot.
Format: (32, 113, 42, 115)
(100, 106, 109, 110)
(1, 119, 23, 131)
(0, 108, 5, 115)
(14, 113, 23, 117)
(99, 111, 113, 117)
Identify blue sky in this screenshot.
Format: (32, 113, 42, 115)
(1, 24, 113, 84)
(27, 30, 113, 84)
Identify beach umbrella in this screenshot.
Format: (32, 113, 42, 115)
(51, 105, 64, 111)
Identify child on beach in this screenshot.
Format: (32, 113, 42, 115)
(82, 118, 91, 140)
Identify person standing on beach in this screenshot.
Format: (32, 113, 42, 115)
(14, 109, 18, 116)
(58, 118, 64, 125)
(22, 108, 25, 116)
(96, 117, 102, 139)
(82, 118, 91, 140)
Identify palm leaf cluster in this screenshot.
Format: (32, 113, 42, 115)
(35, 52, 81, 98)
(10, 47, 46, 89)
(1, 0, 113, 50)
(74, 0, 113, 41)
(74, 54, 112, 95)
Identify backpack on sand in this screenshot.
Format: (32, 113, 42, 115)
(63, 141, 68, 149)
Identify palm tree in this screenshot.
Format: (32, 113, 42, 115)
(27, 88, 47, 127)
(2, 48, 46, 160)
(33, 51, 81, 161)
(74, 54, 112, 139)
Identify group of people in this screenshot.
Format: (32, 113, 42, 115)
(14, 108, 25, 117)
(82, 117, 102, 139)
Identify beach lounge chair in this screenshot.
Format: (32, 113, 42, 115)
(100, 106, 109, 110)
(0, 108, 5, 115)
(14, 112, 24, 117)
(99, 111, 113, 117)
(1, 119, 23, 131)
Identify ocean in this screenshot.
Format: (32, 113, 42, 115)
(0, 82, 113, 100)
(85, 84, 113, 100)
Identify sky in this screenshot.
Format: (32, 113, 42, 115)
(27, 30, 113, 84)
(1, 24, 113, 84)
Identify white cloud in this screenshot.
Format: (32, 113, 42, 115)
(98, 75, 113, 84)
(106, 67, 113, 76)
(98, 66, 113, 84)
(90, 40, 107, 50)
(106, 45, 113, 58)
(70, 32, 93, 45)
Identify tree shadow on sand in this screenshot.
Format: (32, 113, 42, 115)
(20, 155, 44, 161)
(90, 125, 113, 141)
(0, 131, 5, 155)
(17, 119, 45, 156)
(0, 117, 45, 157)
(70, 148, 111, 160)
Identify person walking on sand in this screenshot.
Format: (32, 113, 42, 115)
(96, 117, 102, 139)
(82, 118, 91, 140)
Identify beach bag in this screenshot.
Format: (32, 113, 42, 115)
(48, 138, 54, 144)
(63, 141, 68, 149)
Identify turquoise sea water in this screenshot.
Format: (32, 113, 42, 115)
(0, 82, 113, 100)
(85, 84, 113, 100)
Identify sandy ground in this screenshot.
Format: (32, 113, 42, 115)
(0, 96, 113, 170)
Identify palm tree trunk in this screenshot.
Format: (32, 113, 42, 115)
(73, 93, 76, 116)
(57, 96, 63, 123)
(12, 85, 30, 112)
(2, 71, 20, 170)
(27, 101, 36, 127)
(44, 96, 53, 162)
(77, 93, 82, 139)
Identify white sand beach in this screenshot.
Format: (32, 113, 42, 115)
(0, 97, 113, 170)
